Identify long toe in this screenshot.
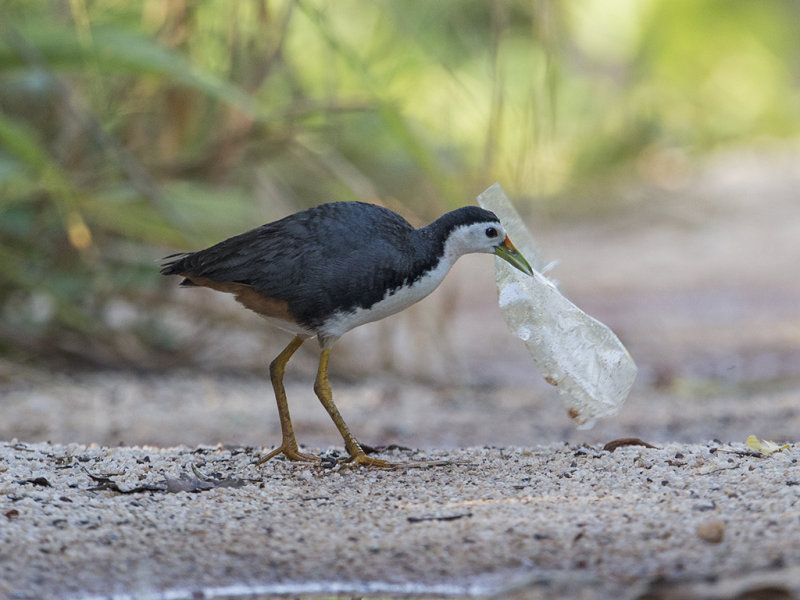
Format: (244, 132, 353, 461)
(344, 453, 398, 469)
(255, 444, 319, 465)
(343, 451, 460, 470)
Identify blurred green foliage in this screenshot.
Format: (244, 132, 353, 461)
(1, 0, 798, 365)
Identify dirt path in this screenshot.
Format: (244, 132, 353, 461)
(2, 439, 799, 600)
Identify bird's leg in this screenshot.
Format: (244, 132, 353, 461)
(256, 336, 318, 465)
(313, 348, 399, 468)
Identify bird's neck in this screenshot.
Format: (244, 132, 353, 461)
(416, 215, 475, 268)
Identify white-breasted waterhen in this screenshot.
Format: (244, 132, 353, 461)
(161, 201, 532, 467)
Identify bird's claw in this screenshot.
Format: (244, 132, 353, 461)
(255, 443, 318, 465)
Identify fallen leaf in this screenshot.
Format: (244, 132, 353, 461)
(83, 469, 164, 493)
(603, 438, 659, 453)
(163, 471, 250, 493)
(83, 466, 255, 494)
(746, 435, 790, 456)
(15, 477, 52, 487)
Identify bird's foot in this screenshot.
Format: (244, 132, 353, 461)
(255, 443, 318, 465)
(342, 451, 460, 470)
(343, 452, 400, 469)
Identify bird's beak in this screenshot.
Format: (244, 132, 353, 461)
(494, 235, 533, 276)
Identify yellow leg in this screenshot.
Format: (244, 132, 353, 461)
(256, 336, 318, 465)
(313, 348, 405, 468)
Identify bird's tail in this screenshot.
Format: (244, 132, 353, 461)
(160, 252, 193, 277)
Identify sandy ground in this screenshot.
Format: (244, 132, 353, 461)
(2, 148, 800, 599)
(2, 439, 799, 600)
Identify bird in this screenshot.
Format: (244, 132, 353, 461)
(161, 200, 532, 468)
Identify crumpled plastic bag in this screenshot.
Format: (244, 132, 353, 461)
(478, 183, 637, 429)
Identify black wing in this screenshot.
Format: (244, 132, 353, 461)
(161, 202, 420, 328)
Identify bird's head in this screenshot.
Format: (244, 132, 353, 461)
(440, 208, 533, 276)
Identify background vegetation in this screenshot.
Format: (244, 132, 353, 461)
(1, 0, 799, 367)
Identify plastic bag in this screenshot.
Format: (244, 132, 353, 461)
(478, 183, 637, 429)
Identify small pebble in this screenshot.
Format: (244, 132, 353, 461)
(696, 519, 725, 543)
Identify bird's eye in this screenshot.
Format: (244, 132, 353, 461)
(485, 227, 499, 238)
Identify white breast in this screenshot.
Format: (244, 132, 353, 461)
(318, 255, 453, 346)
(315, 221, 499, 347)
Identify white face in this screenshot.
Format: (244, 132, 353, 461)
(445, 221, 507, 258)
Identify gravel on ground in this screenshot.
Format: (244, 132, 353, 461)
(2, 439, 799, 600)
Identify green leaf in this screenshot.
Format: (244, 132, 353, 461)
(0, 26, 269, 123)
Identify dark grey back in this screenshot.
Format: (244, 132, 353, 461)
(162, 202, 500, 330)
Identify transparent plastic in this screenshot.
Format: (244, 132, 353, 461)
(478, 183, 637, 429)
